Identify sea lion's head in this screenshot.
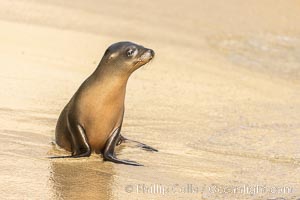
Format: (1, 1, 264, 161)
(100, 41, 155, 75)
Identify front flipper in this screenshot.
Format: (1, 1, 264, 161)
(103, 127, 143, 166)
(50, 117, 91, 159)
(118, 135, 158, 152)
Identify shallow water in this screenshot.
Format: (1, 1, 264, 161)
(0, 0, 300, 199)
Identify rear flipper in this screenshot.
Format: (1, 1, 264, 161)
(103, 128, 143, 166)
(117, 135, 158, 152)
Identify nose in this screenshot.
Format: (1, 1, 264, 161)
(149, 49, 155, 58)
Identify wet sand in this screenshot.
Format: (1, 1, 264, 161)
(0, 0, 300, 199)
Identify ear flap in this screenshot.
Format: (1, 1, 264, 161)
(108, 53, 115, 60)
(104, 52, 118, 64)
(108, 52, 119, 60)
(104, 49, 115, 59)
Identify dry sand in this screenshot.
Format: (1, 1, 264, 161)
(0, 0, 300, 199)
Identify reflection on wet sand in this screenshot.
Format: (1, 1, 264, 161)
(50, 159, 113, 200)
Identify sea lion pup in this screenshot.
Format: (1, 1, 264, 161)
(54, 41, 157, 166)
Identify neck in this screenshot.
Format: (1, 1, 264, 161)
(90, 61, 130, 91)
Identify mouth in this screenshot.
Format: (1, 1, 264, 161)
(129, 48, 155, 72)
(139, 49, 155, 62)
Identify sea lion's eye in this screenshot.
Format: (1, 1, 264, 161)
(127, 49, 135, 57)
